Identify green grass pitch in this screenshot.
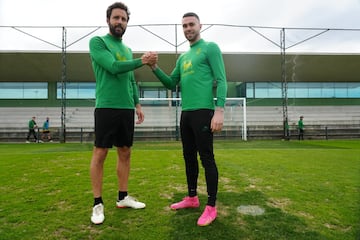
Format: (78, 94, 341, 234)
(0, 140, 359, 240)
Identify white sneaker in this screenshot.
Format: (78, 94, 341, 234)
(116, 196, 146, 209)
(91, 203, 104, 224)
(26, 140, 30, 143)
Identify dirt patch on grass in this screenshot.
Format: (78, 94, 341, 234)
(219, 176, 238, 192)
(237, 205, 265, 216)
(267, 197, 291, 211)
(296, 211, 314, 219)
(324, 223, 353, 232)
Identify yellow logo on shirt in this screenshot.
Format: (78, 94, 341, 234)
(116, 52, 127, 61)
(183, 60, 192, 71)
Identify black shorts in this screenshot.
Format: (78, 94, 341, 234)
(94, 108, 135, 148)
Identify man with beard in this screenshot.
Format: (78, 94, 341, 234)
(148, 12, 227, 226)
(88, 2, 157, 225)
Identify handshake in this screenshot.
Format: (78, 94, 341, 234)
(141, 52, 158, 70)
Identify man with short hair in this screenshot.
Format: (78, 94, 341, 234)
(148, 12, 227, 226)
(26, 116, 38, 143)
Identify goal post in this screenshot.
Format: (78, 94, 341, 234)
(224, 97, 247, 141)
(138, 97, 247, 140)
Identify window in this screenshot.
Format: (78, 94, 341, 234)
(140, 87, 168, 105)
(322, 83, 335, 98)
(268, 82, 282, 98)
(308, 83, 322, 98)
(0, 82, 48, 99)
(294, 82, 309, 98)
(254, 82, 269, 98)
(57, 82, 95, 99)
(142, 88, 167, 98)
(247, 82, 360, 98)
(348, 83, 360, 98)
(334, 83, 347, 98)
(287, 83, 296, 98)
(246, 83, 254, 98)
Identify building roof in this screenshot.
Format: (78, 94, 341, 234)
(0, 51, 359, 83)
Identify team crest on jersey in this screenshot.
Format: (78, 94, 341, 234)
(183, 60, 192, 72)
(116, 52, 127, 61)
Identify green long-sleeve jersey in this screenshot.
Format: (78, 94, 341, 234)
(28, 120, 36, 129)
(153, 39, 227, 111)
(89, 34, 143, 109)
(298, 119, 304, 130)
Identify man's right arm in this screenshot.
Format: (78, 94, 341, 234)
(89, 36, 143, 75)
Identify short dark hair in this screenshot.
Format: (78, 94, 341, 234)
(107, 2, 130, 22)
(182, 12, 200, 21)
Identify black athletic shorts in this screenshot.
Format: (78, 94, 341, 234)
(94, 108, 135, 148)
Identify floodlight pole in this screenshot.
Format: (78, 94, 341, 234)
(60, 27, 67, 143)
(280, 28, 289, 140)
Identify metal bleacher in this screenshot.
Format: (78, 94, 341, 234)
(245, 105, 360, 126)
(245, 106, 360, 139)
(0, 105, 359, 142)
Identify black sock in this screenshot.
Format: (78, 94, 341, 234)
(207, 194, 216, 207)
(118, 191, 128, 201)
(94, 197, 103, 206)
(189, 188, 197, 197)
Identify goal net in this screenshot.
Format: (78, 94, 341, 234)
(136, 97, 247, 140)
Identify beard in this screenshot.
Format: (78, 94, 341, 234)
(185, 31, 199, 42)
(109, 24, 126, 38)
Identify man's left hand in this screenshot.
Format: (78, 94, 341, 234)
(211, 108, 224, 132)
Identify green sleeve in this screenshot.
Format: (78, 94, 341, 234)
(89, 37, 143, 74)
(131, 71, 140, 105)
(207, 42, 227, 108)
(152, 60, 181, 90)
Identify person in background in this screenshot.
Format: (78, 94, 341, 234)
(298, 115, 304, 140)
(148, 12, 227, 226)
(88, 2, 157, 225)
(41, 117, 52, 142)
(26, 116, 38, 143)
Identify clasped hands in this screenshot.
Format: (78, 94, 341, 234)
(141, 52, 158, 69)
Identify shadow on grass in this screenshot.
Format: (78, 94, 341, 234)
(168, 191, 326, 240)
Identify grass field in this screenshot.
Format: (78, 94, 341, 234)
(0, 140, 359, 240)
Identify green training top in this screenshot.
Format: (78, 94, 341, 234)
(28, 120, 36, 129)
(89, 34, 143, 109)
(153, 39, 227, 111)
(298, 119, 304, 130)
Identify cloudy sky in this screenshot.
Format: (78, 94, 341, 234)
(1, 0, 360, 53)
